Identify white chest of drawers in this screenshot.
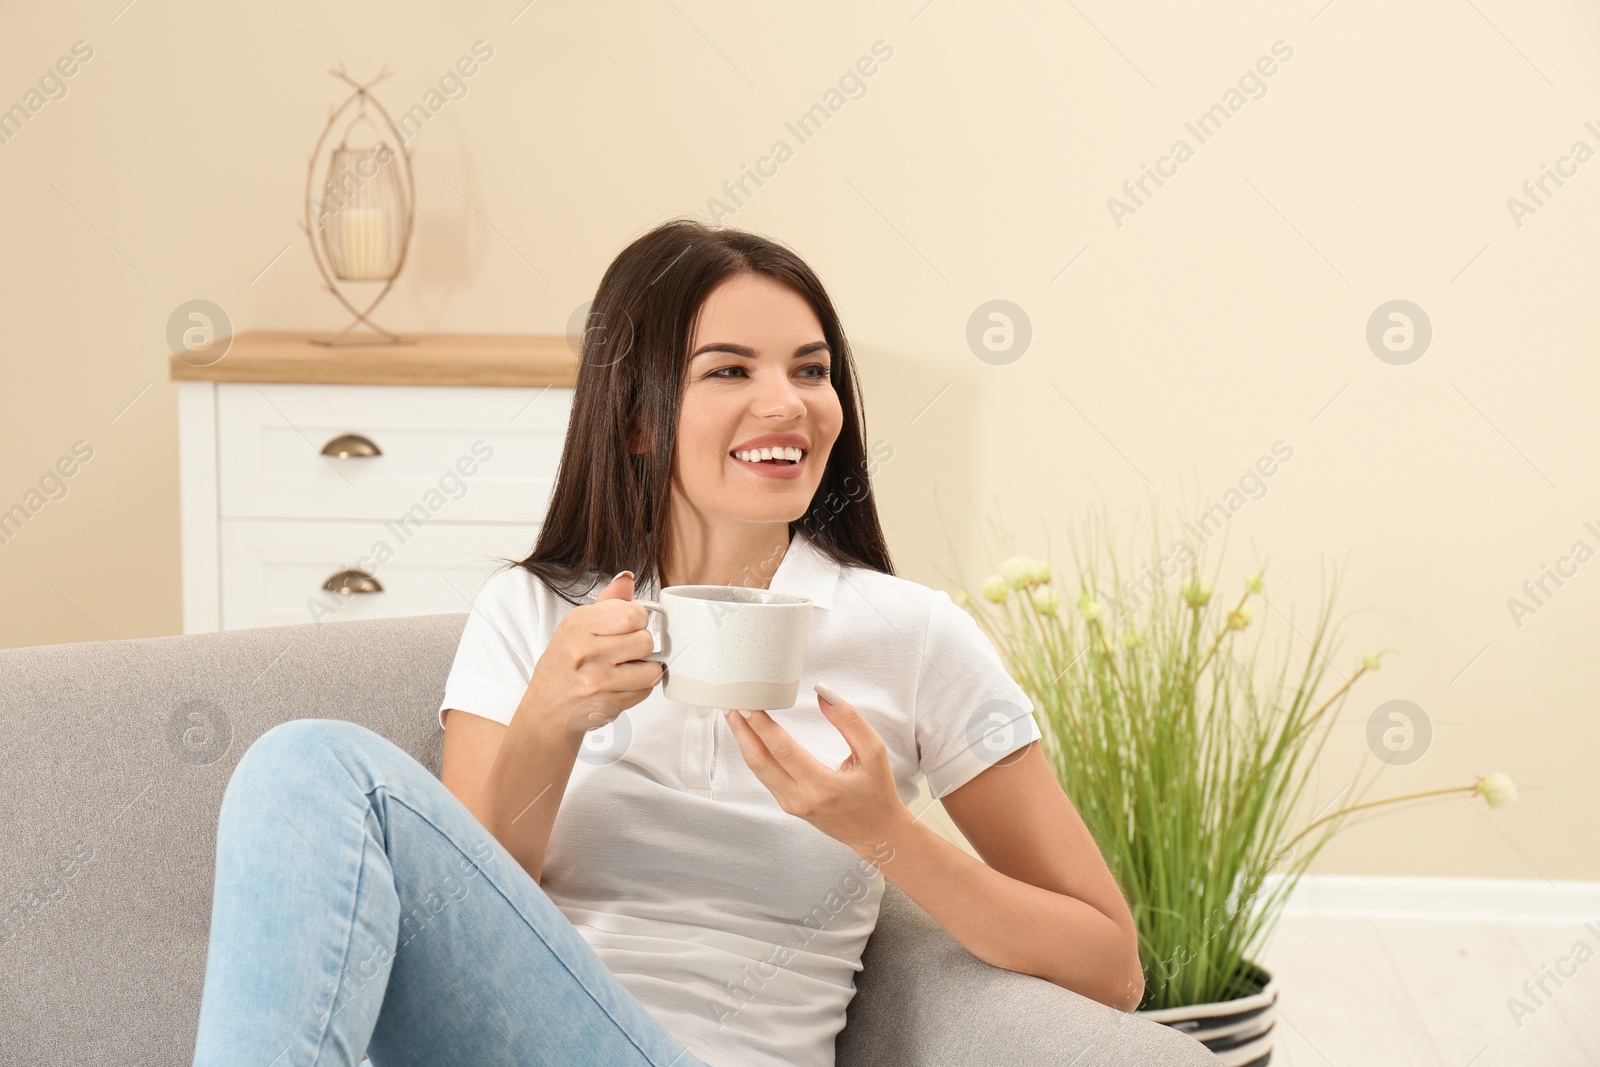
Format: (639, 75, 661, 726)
(171, 332, 578, 633)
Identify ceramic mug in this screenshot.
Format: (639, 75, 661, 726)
(637, 585, 812, 710)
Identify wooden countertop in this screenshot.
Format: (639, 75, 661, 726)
(167, 330, 582, 387)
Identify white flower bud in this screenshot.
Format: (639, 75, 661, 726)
(1031, 586, 1064, 615)
(981, 575, 1012, 603)
(1000, 557, 1034, 590)
(1477, 772, 1517, 810)
(1181, 577, 1214, 608)
(1076, 592, 1101, 621)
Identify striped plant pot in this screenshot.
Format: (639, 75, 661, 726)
(1134, 960, 1279, 1066)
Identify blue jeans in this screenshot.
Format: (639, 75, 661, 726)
(192, 717, 713, 1067)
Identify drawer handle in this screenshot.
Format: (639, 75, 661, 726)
(322, 569, 384, 595)
(320, 433, 382, 459)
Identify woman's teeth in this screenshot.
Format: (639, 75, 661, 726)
(732, 446, 803, 464)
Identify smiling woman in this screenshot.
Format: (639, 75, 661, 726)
(191, 218, 1195, 1067)
(432, 219, 1154, 1060)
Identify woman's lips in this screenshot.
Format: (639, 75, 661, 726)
(729, 452, 807, 480)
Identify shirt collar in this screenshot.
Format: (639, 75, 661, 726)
(768, 529, 839, 611)
(632, 529, 840, 609)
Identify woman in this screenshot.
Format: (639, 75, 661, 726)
(191, 220, 1198, 1067)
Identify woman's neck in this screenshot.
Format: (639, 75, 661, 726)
(661, 524, 794, 591)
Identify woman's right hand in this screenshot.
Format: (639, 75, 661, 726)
(519, 570, 664, 739)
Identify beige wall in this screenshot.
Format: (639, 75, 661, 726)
(2, 2, 1595, 880)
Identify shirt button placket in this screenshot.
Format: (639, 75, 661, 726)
(684, 705, 715, 794)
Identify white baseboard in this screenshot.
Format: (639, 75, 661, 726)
(1260, 873, 1600, 923)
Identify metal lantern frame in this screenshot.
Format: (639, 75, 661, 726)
(302, 67, 417, 347)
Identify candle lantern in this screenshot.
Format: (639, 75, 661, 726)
(303, 68, 416, 346)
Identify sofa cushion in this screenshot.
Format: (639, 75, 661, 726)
(0, 613, 465, 1065)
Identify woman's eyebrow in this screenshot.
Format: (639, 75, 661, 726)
(691, 341, 831, 359)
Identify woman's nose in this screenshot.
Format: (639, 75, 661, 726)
(751, 372, 806, 415)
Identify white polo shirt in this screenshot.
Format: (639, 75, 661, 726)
(436, 528, 1041, 1067)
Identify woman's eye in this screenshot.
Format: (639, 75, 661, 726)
(709, 364, 830, 379)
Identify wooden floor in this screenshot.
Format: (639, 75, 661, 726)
(1260, 915, 1600, 1065)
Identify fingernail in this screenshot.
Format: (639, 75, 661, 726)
(814, 681, 839, 706)
(613, 570, 634, 583)
(738, 709, 752, 719)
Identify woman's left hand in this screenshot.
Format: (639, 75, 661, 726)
(725, 684, 909, 857)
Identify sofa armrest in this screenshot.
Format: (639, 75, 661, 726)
(836, 883, 1221, 1067)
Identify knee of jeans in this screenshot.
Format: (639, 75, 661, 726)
(233, 717, 366, 781)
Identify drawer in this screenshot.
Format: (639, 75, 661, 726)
(219, 518, 538, 630)
(216, 382, 570, 522)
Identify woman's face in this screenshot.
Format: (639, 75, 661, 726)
(670, 272, 844, 530)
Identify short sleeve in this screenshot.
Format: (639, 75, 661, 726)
(914, 590, 1042, 799)
(436, 566, 547, 730)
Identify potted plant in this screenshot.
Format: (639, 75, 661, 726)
(941, 509, 1516, 1065)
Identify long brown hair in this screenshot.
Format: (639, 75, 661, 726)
(507, 217, 894, 606)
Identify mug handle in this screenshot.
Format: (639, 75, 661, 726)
(636, 600, 669, 663)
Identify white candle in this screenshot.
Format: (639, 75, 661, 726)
(340, 207, 387, 280)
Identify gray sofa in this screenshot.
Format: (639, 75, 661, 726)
(1, 613, 1220, 1066)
